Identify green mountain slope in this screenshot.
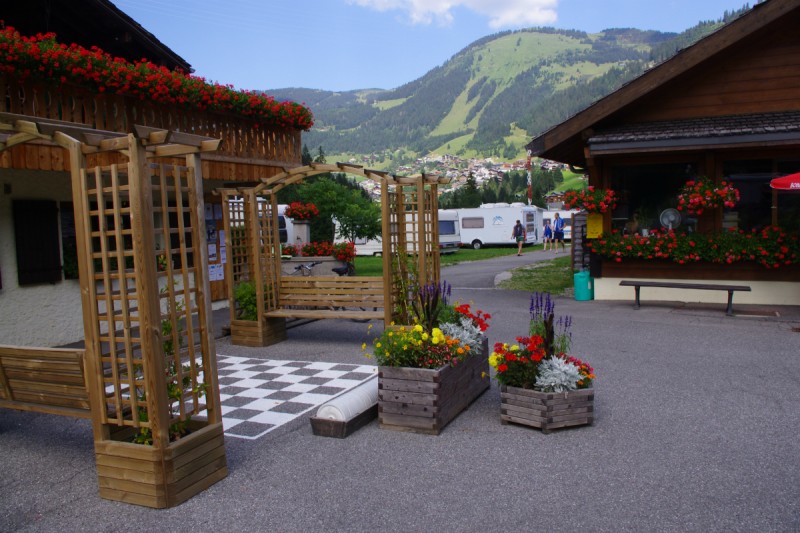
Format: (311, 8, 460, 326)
(267, 7, 749, 163)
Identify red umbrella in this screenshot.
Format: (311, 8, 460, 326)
(770, 172, 800, 190)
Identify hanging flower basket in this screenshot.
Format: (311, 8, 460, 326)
(563, 187, 617, 213)
(676, 177, 740, 215)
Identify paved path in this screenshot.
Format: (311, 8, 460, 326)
(2, 254, 800, 532)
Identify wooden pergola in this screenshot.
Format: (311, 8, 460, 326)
(218, 163, 450, 346)
(0, 113, 226, 508)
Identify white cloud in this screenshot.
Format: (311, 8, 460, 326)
(348, 0, 558, 28)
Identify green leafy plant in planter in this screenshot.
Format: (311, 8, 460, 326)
(133, 284, 207, 445)
(234, 281, 259, 321)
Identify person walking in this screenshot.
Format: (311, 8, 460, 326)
(552, 212, 566, 253)
(511, 220, 526, 256)
(542, 219, 553, 251)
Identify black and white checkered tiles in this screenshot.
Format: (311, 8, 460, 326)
(210, 355, 376, 440)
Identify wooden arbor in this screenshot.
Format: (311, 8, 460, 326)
(220, 163, 449, 346)
(0, 115, 227, 508)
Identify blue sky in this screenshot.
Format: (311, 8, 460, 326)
(113, 0, 754, 92)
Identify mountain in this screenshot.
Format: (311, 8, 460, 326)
(267, 7, 750, 165)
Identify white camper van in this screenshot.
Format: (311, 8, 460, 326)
(455, 203, 544, 249)
(542, 209, 580, 241)
(336, 210, 461, 256)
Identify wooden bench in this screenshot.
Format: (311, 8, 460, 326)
(0, 345, 91, 418)
(619, 280, 752, 316)
(265, 275, 384, 321)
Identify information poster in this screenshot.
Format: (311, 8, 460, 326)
(587, 213, 604, 239)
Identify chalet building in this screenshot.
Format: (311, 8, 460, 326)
(527, 0, 800, 306)
(1, 0, 308, 346)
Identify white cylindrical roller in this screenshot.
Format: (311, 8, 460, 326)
(316, 376, 378, 422)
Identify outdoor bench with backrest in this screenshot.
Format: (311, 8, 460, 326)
(619, 280, 752, 316)
(265, 275, 384, 321)
(0, 345, 90, 418)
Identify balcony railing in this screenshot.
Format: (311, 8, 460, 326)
(1, 76, 301, 178)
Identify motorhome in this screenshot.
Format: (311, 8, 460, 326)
(454, 203, 544, 249)
(542, 209, 580, 241)
(336, 210, 461, 256)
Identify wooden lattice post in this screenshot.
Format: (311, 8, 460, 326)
(222, 188, 286, 346)
(68, 133, 227, 508)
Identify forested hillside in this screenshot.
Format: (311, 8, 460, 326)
(266, 6, 750, 165)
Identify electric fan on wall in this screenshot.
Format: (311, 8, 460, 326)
(659, 208, 682, 230)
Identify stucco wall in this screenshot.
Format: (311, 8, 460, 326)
(0, 169, 85, 346)
(595, 277, 800, 306)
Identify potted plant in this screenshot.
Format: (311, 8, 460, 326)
(563, 186, 617, 213)
(284, 201, 320, 221)
(490, 292, 595, 433)
(676, 177, 740, 215)
(367, 281, 491, 434)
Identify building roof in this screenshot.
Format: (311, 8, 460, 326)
(525, 0, 800, 166)
(587, 110, 800, 154)
(3, 0, 192, 72)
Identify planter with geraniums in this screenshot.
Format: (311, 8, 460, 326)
(490, 292, 595, 433)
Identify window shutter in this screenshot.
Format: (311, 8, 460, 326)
(13, 200, 62, 285)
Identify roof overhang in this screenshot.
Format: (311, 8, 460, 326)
(587, 111, 800, 156)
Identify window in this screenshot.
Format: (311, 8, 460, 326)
(610, 162, 698, 234)
(723, 158, 800, 232)
(461, 217, 484, 229)
(438, 220, 457, 236)
(13, 199, 62, 285)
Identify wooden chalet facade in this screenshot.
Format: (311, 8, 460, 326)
(527, 0, 800, 306)
(1, 2, 304, 346)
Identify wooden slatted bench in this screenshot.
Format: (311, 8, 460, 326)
(619, 280, 752, 316)
(265, 275, 384, 321)
(0, 345, 91, 418)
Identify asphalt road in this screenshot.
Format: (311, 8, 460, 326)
(2, 251, 799, 532)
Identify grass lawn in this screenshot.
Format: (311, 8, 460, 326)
(354, 245, 575, 295)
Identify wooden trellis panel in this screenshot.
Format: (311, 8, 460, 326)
(383, 181, 441, 324)
(222, 189, 285, 346)
(70, 135, 226, 508)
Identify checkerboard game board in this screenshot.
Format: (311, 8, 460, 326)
(210, 355, 377, 440)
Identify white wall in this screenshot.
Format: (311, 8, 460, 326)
(0, 169, 85, 346)
(596, 277, 800, 306)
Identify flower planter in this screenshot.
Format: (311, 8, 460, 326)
(230, 317, 286, 347)
(378, 337, 489, 435)
(96, 421, 228, 508)
(500, 385, 594, 434)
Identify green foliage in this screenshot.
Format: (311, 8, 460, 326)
(335, 201, 381, 243)
(234, 281, 258, 321)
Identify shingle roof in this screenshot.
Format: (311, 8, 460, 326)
(588, 111, 800, 144)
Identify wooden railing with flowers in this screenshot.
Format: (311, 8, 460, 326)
(0, 75, 302, 180)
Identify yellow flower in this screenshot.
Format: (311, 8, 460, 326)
(510, 345, 520, 352)
(376, 342, 382, 348)
(421, 333, 429, 341)
(361, 343, 366, 350)
(432, 327, 442, 337)
(388, 331, 393, 337)
(413, 324, 423, 332)
(488, 354, 499, 368)
(432, 337, 439, 345)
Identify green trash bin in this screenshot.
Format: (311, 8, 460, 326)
(574, 270, 594, 301)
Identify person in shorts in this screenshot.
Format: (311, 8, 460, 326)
(552, 212, 566, 253)
(542, 219, 553, 251)
(511, 220, 526, 256)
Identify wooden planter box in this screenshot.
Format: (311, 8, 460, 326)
(500, 385, 594, 434)
(230, 317, 286, 347)
(95, 421, 228, 508)
(378, 337, 489, 435)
